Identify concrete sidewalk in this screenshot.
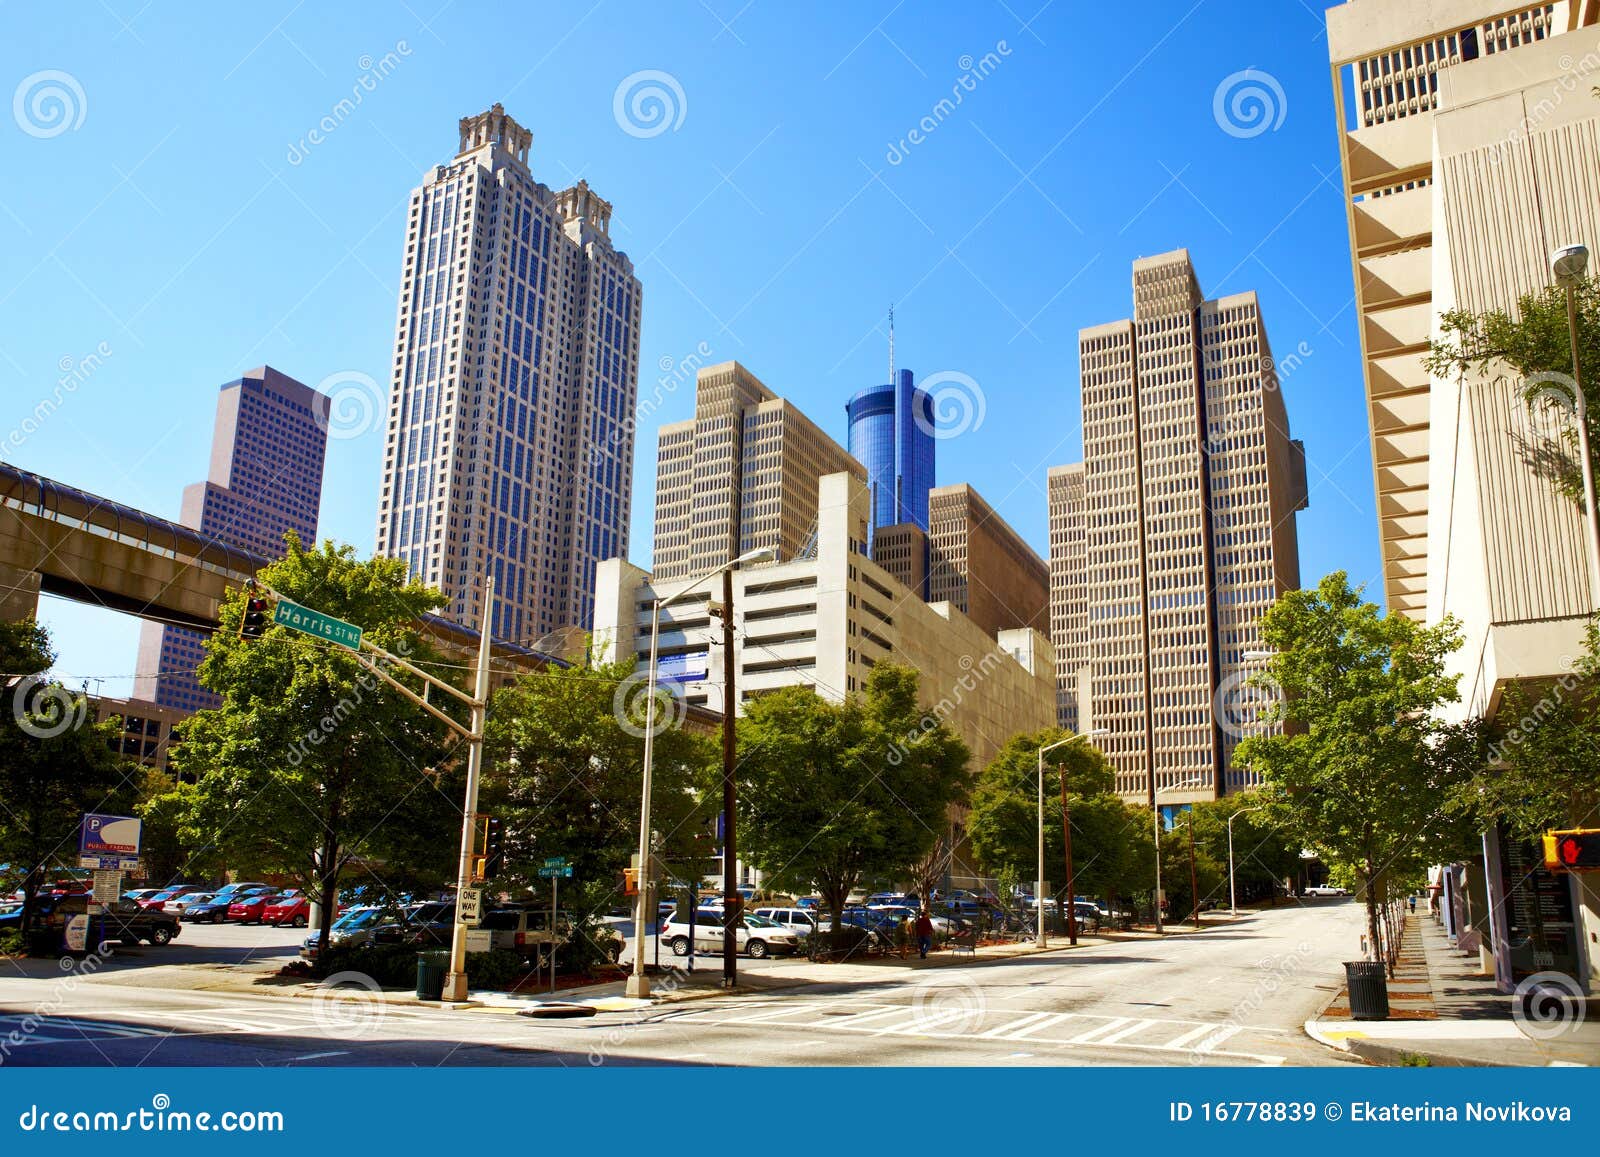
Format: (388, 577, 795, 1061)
(1305, 914, 1598, 1066)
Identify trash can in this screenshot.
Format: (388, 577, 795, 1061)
(1344, 959, 1389, 1020)
(415, 951, 448, 1001)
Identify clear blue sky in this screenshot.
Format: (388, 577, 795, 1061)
(2, 1, 1375, 697)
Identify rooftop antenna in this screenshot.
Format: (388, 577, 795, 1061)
(888, 303, 895, 386)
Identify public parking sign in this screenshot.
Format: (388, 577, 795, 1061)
(80, 813, 141, 857)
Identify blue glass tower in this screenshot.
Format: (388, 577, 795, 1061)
(845, 368, 935, 539)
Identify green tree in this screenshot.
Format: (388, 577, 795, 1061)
(132, 768, 220, 886)
(1426, 275, 1597, 509)
(1188, 796, 1301, 908)
(172, 538, 461, 961)
(736, 664, 969, 935)
(1158, 818, 1225, 925)
(966, 727, 1134, 904)
(481, 659, 716, 903)
(1235, 572, 1476, 969)
(0, 620, 137, 942)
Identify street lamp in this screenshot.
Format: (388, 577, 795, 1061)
(1227, 806, 1264, 916)
(625, 546, 775, 1000)
(1052, 728, 1108, 946)
(1034, 730, 1108, 948)
(1151, 775, 1209, 934)
(1550, 243, 1600, 610)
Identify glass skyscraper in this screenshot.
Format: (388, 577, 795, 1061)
(374, 105, 641, 643)
(844, 368, 934, 540)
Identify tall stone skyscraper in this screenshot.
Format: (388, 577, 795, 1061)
(1050, 249, 1308, 810)
(375, 104, 642, 643)
(134, 366, 329, 712)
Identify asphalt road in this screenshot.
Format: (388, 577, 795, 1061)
(0, 901, 1364, 1067)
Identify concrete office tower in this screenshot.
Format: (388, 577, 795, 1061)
(846, 369, 936, 538)
(375, 104, 641, 643)
(652, 361, 864, 582)
(1047, 464, 1087, 732)
(134, 366, 330, 712)
(926, 483, 1049, 638)
(1061, 249, 1307, 809)
(1326, 0, 1600, 989)
(599, 471, 1056, 776)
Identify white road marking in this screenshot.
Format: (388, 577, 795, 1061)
(999, 1012, 1076, 1040)
(1067, 1016, 1135, 1044)
(1192, 1025, 1244, 1053)
(1098, 1018, 1162, 1045)
(289, 1051, 349, 1061)
(978, 1011, 1051, 1038)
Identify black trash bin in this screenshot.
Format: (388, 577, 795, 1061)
(415, 951, 448, 1001)
(1344, 959, 1389, 1020)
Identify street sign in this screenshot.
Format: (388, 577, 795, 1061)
(655, 650, 709, 684)
(458, 887, 483, 924)
(537, 866, 573, 879)
(78, 855, 140, 872)
(91, 870, 121, 905)
(80, 813, 141, 857)
(542, 856, 568, 868)
(272, 598, 363, 650)
(464, 928, 492, 953)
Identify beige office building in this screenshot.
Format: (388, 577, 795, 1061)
(1326, 0, 1599, 987)
(1054, 250, 1307, 808)
(924, 483, 1049, 638)
(652, 361, 865, 582)
(1047, 464, 1088, 732)
(598, 471, 1057, 780)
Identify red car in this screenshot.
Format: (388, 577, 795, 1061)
(261, 892, 312, 928)
(225, 888, 284, 923)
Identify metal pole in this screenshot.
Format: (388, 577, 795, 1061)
(625, 600, 663, 999)
(550, 872, 558, 994)
(1152, 801, 1164, 934)
(1228, 814, 1238, 917)
(1188, 807, 1200, 929)
(1566, 285, 1600, 610)
(443, 573, 494, 1002)
(1060, 767, 1078, 946)
(1035, 746, 1046, 948)
(721, 565, 739, 989)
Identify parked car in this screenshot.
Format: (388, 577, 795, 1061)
(659, 910, 800, 958)
(262, 892, 312, 927)
(300, 905, 408, 960)
(139, 885, 206, 912)
(1304, 884, 1350, 897)
(870, 904, 954, 932)
(211, 882, 272, 903)
(121, 888, 163, 904)
(370, 901, 456, 948)
(226, 888, 290, 924)
(181, 895, 238, 923)
(752, 906, 819, 937)
(166, 892, 216, 917)
(45, 896, 181, 947)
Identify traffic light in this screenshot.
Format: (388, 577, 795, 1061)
(483, 815, 504, 880)
(239, 579, 270, 641)
(1542, 829, 1600, 872)
(623, 867, 639, 896)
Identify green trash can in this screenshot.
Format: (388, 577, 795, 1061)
(416, 951, 448, 1001)
(1344, 959, 1389, 1020)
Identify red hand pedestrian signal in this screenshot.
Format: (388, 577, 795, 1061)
(1541, 829, 1600, 872)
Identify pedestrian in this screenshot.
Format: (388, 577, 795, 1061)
(1408, 894, 1417, 914)
(914, 910, 934, 959)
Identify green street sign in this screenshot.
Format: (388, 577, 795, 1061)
(272, 599, 363, 650)
(538, 866, 573, 879)
(543, 856, 568, 868)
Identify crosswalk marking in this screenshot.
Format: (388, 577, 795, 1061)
(1098, 1018, 1162, 1045)
(1191, 1024, 1243, 1053)
(1067, 1016, 1134, 1044)
(978, 1011, 1051, 1038)
(1000, 1012, 1075, 1040)
(1164, 1023, 1219, 1050)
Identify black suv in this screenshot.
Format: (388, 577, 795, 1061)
(370, 901, 456, 948)
(46, 896, 181, 948)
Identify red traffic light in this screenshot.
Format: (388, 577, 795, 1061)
(1542, 829, 1600, 872)
(239, 579, 270, 640)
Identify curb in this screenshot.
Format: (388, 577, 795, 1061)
(1302, 1020, 1495, 1067)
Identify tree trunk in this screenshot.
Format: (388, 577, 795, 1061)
(1363, 859, 1382, 967)
(314, 827, 341, 975)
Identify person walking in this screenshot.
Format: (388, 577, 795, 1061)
(914, 910, 934, 960)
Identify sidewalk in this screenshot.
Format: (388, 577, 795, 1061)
(1305, 914, 1598, 1066)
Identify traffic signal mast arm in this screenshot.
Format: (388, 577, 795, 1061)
(243, 580, 482, 739)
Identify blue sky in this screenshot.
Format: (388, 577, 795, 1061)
(2, 1, 1375, 697)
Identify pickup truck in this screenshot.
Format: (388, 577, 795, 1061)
(1303, 884, 1350, 897)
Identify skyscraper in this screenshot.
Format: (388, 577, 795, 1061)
(925, 483, 1048, 638)
(1047, 463, 1087, 732)
(652, 361, 863, 581)
(375, 104, 642, 643)
(134, 365, 329, 711)
(1051, 249, 1307, 809)
(845, 368, 936, 540)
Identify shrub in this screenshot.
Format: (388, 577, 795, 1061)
(0, 930, 22, 957)
(316, 942, 530, 990)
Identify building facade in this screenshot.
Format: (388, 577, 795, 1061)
(597, 471, 1057, 779)
(651, 361, 865, 582)
(925, 483, 1050, 639)
(1054, 250, 1307, 809)
(845, 368, 936, 542)
(133, 366, 329, 712)
(1326, 0, 1600, 988)
(1047, 463, 1088, 732)
(91, 695, 188, 775)
(375, 104, 641, 644)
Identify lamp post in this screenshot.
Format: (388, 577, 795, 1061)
(1228, 806, 1264, 916)
(1035, 732, 1104, 947)
(1551, 244, 1600, 609)
(625, 547, 774, 1000)
(1050, 728, 1108, 946)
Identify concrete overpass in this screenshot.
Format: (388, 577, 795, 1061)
(0, 460, 565, 671)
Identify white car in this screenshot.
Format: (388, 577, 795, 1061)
(167, 892, 217, 915)
(1304, 884, 1350, 897)
(659, 910, 801, 958)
